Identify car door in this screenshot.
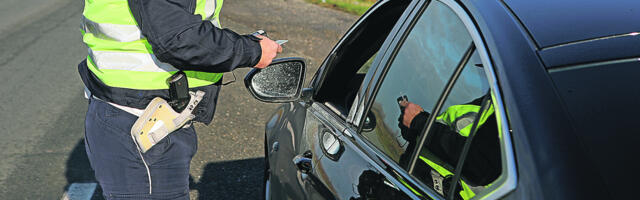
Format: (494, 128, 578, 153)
(297, 102, 415, 199)
(279, 0, 420, 199)
(265, 0, 517, 199)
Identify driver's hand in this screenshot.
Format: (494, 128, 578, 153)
(253, 35, 283, 69)
(403, 102, 424, 128)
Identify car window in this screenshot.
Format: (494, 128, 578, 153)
(411, 50, 501, 199)
(360, 0, 472, 166)
(314, 0, 410, 118)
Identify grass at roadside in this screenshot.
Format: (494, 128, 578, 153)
(307, 0, 376, 15)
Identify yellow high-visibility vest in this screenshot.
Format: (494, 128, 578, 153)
(81, 0, 224, 90)
(425, 103, 496, 199)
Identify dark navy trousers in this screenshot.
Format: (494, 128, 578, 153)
(84, 97, 197, 199)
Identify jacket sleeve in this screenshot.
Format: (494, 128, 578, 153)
(409, 112, 429, 131)
(128, 0, 262, 73)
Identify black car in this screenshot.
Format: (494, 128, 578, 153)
(244, 0, 640, 199)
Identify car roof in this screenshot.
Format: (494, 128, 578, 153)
(502, 0, 640, 49)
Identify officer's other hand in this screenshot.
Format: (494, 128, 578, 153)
(403, 102, 424, 128)
(253, 35, 283, 69)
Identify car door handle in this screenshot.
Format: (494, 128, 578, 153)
(293, 150, 313, 174)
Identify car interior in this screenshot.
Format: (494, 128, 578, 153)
(314, 0, 411, 118)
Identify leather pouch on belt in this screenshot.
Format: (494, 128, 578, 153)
(131, 91, 205, 153)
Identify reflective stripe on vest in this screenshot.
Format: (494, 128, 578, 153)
(436, 104, 495, 137)
(82, 0, 224, 90)
(419, 156, 476, 200)
(418, 103, 495, 199)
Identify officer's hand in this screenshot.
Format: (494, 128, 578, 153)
(253, 35, 283, 69)
(403, 102, 424, 128)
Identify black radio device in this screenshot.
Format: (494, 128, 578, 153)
(167, 71, 190, 112)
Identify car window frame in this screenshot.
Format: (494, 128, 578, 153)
(310, 0, 414, 105)
(345, 0, 444, 198)
(307, 0, 419, 130)
(347, 0, 518, 199)
(299, 1, 429, 197)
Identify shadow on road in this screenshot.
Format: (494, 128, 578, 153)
(64, 139, 104, 199)
(64, 139, 95, 186)
(64, 140, 264, 200)
(191, 158, 265, 200)
(63, 139, 264, 199)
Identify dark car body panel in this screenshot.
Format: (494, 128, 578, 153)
(266, 102, 415, 199)
(463, 0, 614, 199)
(307, 104, 407, 199)
(503, 0, 640, 48)
(549, 59, 640, 199)
(539, 33, 640, 68)
(264, 102, 309, 199)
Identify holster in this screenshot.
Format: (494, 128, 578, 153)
(130, 91, 205, 153)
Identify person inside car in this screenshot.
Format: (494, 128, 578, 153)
(397, 95, 501, 199)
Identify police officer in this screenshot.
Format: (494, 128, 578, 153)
(78, 0, 282, 198)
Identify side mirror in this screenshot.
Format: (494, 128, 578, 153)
(244, 57, 306, 103)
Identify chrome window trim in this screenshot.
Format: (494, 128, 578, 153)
(310, 103, 348, 135)
(438, 0, 518, 199)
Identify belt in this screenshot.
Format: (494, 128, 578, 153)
(85, 86, 144, 117)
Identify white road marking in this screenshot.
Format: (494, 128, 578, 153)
(61, 183, 97, 200)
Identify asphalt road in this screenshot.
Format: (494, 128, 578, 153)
(0, 0, 357, 199)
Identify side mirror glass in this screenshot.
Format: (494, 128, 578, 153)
(244, 57, 306, 103)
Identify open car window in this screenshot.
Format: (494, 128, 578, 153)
(313, 0, 411, 119)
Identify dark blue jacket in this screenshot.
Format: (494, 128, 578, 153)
(79, 0, 262, 124)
